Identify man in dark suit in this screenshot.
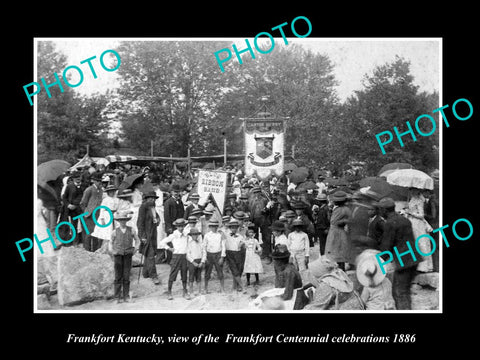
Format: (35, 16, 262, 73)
(137, 191, 161, 284)
(367, 204, 385, 247)
(62, 172, 84, 246)
(164, 183, 184, 235)
(183, 193, 203, 220)
(79, 171, 103, 252)
(377, 197, 417, 310)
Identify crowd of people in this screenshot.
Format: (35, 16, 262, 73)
(38, 161, 439, 311)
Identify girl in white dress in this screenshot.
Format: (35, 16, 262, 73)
(91, 185, 119, 244)
(243, 228, 263, 286)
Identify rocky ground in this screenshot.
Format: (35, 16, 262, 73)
(37, 244, 439, 312)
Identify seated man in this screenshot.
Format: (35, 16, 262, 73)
(271, 245, 309, 309)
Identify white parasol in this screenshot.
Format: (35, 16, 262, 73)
(385, 169, 434, 190)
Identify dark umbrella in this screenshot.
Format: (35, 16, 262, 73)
(378, 162, 413, 177)
(288, 167, 309, 184)
(359, 176, 408, 201)
(118, 173, 144, 193)
(38, 159, 71, 186)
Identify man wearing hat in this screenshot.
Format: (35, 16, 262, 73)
(137, 191, 161, 285)
(377, 197, 417, 310)
(79, 171, 104, 252)
(183, 215, 199, 237)
(184, 193, 202, 220)
(164, 183, 185, 235)
(203, 219, 226, 293)
(62, 171, 84, 246)
(312, 193, 330, 255)
(272, 244, 303, 301)
(159, 218, 191, 300)
(224, 219, 246, 292)
(109, 211, 140, 303)
(347, 191, 379, 265)
(232, 211, 249, 273)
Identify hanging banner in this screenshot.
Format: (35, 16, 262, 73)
(244, 119, 284, 179)
(197, 170, 228, 214)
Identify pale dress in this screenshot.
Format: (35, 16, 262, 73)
(243, 238, 263, 274)
(91, 196, 119, 241)
(404, 194, 433, 272)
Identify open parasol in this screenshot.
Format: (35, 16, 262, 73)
(385, 169, 434, 190)
(378, 162, 414, 178)
(38, 159, 71, 186)
(359, 176, 408, 201)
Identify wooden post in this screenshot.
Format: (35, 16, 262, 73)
(224, 138, 227, 166)
(150, 140, 154, 156)
(86, 145, 90, 156)
(187, 147, 191, 174)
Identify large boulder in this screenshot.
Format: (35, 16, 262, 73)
(57, 246, 114, 306)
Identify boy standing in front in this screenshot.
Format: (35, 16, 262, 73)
(203, 219, 226, 293)
(287, 218, 310, 272)
(159, 218, 191, 300)
(186, 227, 206, 296)
(109, 211, 141, 303)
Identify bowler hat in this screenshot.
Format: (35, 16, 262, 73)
(271, 220, 285, 232)
(173, 218, 187, 227)
(143, 191, 159, 199)
(91, 172, 103, 181)
(375, 197, 395, 209)
(331, 190, 347, 202)
(271, 244, 291, 259)
(170, 183, 182, 192)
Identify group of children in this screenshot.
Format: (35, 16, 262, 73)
(158, 216, 265, 300)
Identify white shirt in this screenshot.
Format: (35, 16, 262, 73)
(186, 235, 206, 263)
(287, 231, 310, 256)
(159, 229, 188, 254)
(203, 231, 226, 256)
(225, 232, 245, 251)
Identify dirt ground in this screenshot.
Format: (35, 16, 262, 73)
(38, 244, 439, 312)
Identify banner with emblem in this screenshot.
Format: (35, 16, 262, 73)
(244, 118, 284, 179)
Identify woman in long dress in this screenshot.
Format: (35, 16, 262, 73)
(325, 191, 351, 271)
(403, 188, 433, 272)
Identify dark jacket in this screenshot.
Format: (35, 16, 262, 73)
(276, 263, 303, 300)
(137, 201, 160, 247)
(367, 214, 385, 246)
(163, 196, 184, 234)
(80, 184, 103, 217)
(379, 212, 417, 269)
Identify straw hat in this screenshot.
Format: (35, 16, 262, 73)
(172, 218, 187, 227)
(114, 211, 132, 221)
(226, 219, 240, 227)
(117, 189, 133, 198)
(187, 216, 197, 223)
(208, 219, 220, 227)
(331, 190, 347, 202)
(189, 227, 201, 236)
(355, 249, 386, 287)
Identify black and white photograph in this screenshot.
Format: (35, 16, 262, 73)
(33, 37, 441, 313)
(7, 6, 478, 354)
